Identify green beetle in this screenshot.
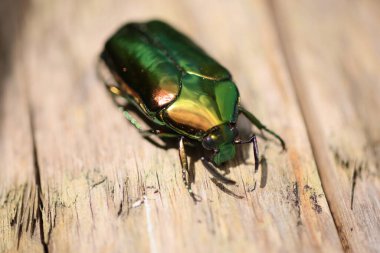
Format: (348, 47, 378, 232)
(99, 20, 285, 198)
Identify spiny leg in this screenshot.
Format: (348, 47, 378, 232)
(119, 108, 145, 131)
(179, 137, 200, 201)
(238, 105, 286, 150)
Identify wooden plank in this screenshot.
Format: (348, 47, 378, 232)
(270, 0, 380, 252)
(1, 0, 360, 252)
(0, 1, 44, 252)
(0, 59, 44, 253)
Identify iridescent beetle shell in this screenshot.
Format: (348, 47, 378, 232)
(100, 20, 285, 196)
(102, 20, 240, 164)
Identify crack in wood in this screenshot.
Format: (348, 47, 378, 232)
(331, 147, 366, 211)
(28, 105, 49, 253)
(116, 178, 128, 217)
(16, 185, 27, 249)
(350, 163, 363, 211)
(2, 184, 40, 249)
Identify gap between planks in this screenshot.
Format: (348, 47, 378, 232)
(28, 97, 49, 253)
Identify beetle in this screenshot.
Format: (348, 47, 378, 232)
(98, 20, 285, 199)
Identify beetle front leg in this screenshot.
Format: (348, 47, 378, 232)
(179, 137, 200, 201)
(238, 105, 286, 150)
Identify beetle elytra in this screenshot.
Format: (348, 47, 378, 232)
(99, 20, 286, 200)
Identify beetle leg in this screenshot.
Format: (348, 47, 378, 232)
(141, 130, 198, 149)
(201, 157, 236, 185)
(235, 135, 260, 172)
(118, 108, 144, 131)
(179, 137, 200, 202)
(140, 129, 180, 139)
(119, 107, 189, 150)
(238, 105, 286, 150)
(141, 129, 184, 149)
(118, 112, 178, 148)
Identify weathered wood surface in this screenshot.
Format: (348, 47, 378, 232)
(0, 0, 378, 253)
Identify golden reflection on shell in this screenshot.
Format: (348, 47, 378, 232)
(166, 98, 223, 132)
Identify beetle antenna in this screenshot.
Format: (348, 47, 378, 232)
(201, 157, 236, 185)
(235, 135, 260, 172)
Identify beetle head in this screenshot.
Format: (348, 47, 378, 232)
(202, 124, 238, 165)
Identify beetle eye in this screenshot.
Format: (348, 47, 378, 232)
(202, 135, 217, 150)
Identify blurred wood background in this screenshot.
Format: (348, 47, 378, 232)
(0, 0, 379, 252)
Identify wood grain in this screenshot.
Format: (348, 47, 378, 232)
(0, 0, 378, 252)
(0, 0, 44, 252)
(270, 0, 380, 252)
